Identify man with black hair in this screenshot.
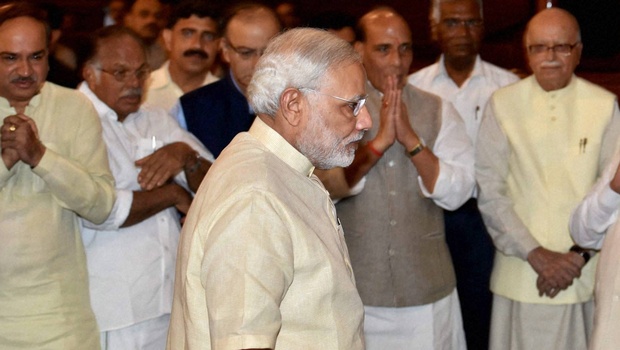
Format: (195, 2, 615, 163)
(0, 2, 115, 348)
(145, 0, 221, 112)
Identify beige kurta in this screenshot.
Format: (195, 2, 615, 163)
(167, 118, 364, 349)
(0, 82, 115, 349)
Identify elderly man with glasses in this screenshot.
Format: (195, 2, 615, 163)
(78, 25, 213, 350)
(476, 8, 620, 350)
(168, 27, 371, 350)
(174, 3, 281, 159)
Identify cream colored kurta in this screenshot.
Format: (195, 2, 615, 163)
(0, 82, 115, 349)
(477, 75, 620, 304)
(144, 60, 219, 112)
(167, 118, 365, 349)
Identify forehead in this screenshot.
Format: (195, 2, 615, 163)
(0, 16, 47, 50)
(130, 0, 162, 13)
(226, 13, 280, 43)
(173, 15, 218, 32)
(98, 35, 146, 65)
(324, 62, 366, 91)
(440, 0, 481, 18)
(526, 13, 578, 44)
(364, 15, 411, 44)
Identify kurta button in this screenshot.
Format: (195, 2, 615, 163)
(390, 220, 397, 226)
(551, 116, 557, 122)
(388, 160, 395, 167)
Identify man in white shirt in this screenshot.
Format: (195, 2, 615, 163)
(79, 26, 213, 350)
(570, 149, 620, 350)
(145, 0, 221, 112)
(408, 1, 518, 348)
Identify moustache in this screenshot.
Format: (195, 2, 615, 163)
(540, 60, 562, 68)
(347, 130, 366, 144)
(183, 50, 209, 59)
(120, 88, 142, 98)
(11, 76, 36, 84)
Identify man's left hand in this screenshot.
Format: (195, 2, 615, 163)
(1, 114, 45, 168)
(135, 142, 194, 190)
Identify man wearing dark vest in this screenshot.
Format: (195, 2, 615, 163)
(335, 8, 475, 349)
(175, 3, 281, 158)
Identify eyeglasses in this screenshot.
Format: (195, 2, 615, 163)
(96, 66, 150, 82)
(441, 18, 483, 29)
(527, 42, 581, 56)
(225, 39, 266, 60)
(301, 88, 367, 117)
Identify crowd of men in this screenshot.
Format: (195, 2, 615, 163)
(1, 0, 620, 349)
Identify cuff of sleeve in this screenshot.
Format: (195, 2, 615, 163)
(599, 184, 620, 213)
(114, 189, 133, 227)
(31, 147, 59, 178)
(520, 237, 542, 261)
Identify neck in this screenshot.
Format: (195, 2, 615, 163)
(169, 64, 209, 93)
(444, 55, 476, 87)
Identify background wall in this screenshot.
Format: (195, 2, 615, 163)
(31, 0, 620, 95)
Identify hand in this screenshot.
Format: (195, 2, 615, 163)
(372, 75, 399, 151)
(610, 160, 620, 193)
(171, 183, 193, 214)
(528, 247, 585, 298)
(1, 114, 45, 167)
(135, 142, 195, 190)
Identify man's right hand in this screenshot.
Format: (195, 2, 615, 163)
(528, 246, 584, 298)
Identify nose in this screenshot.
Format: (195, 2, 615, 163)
(16, 58, 33, 77)
(356, 105, 372, 131)
(544, 46, 557, 60)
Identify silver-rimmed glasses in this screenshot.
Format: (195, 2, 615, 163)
(300, 88, 367, 117)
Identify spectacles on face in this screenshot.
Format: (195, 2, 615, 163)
(301, 88, 367, 117)
(225, 39, 266, 60)
(96, 65, 151, 82)
(441, 18, 483, 29)
(527, 42, 580, 56)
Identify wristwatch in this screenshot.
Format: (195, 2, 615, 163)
(569, 245, 591, 265)
(406, 143, 425, 158)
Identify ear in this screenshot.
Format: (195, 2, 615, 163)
(162, 29, 172, 51)
(279, 88, 305, 127)
(83, 63, 96, 87)
(354, 41, 364, 57)
(220, 39, 231, 64)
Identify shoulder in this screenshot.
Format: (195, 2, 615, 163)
(403, 83, 443, 104)
(408, 62, 439, 86)
(43, 82, 98, 112)
(181, 78, 228, 103)
(574, 76, 616, 100)
(481, 61, 520, 85)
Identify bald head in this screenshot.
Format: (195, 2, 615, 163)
(525, 8, 581, 45)
(355, 8, 413, 91)
(524, 8, 582, 91)
(221, 5, 281, 95)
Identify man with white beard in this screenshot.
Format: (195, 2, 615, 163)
(167, 28, 371, 350)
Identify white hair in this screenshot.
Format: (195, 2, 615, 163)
(430, 0, 484, 25)
(248, 27, 361, 117)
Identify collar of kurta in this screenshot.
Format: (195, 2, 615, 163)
(0, 83, 43, 112)
(249, 117, 315, 178)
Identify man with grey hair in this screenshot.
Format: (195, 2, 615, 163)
(408, 1, 519, 348)
(477, 8, 620, 349)
(167, 28, 371, 349)
(78, 25, 213, 349)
